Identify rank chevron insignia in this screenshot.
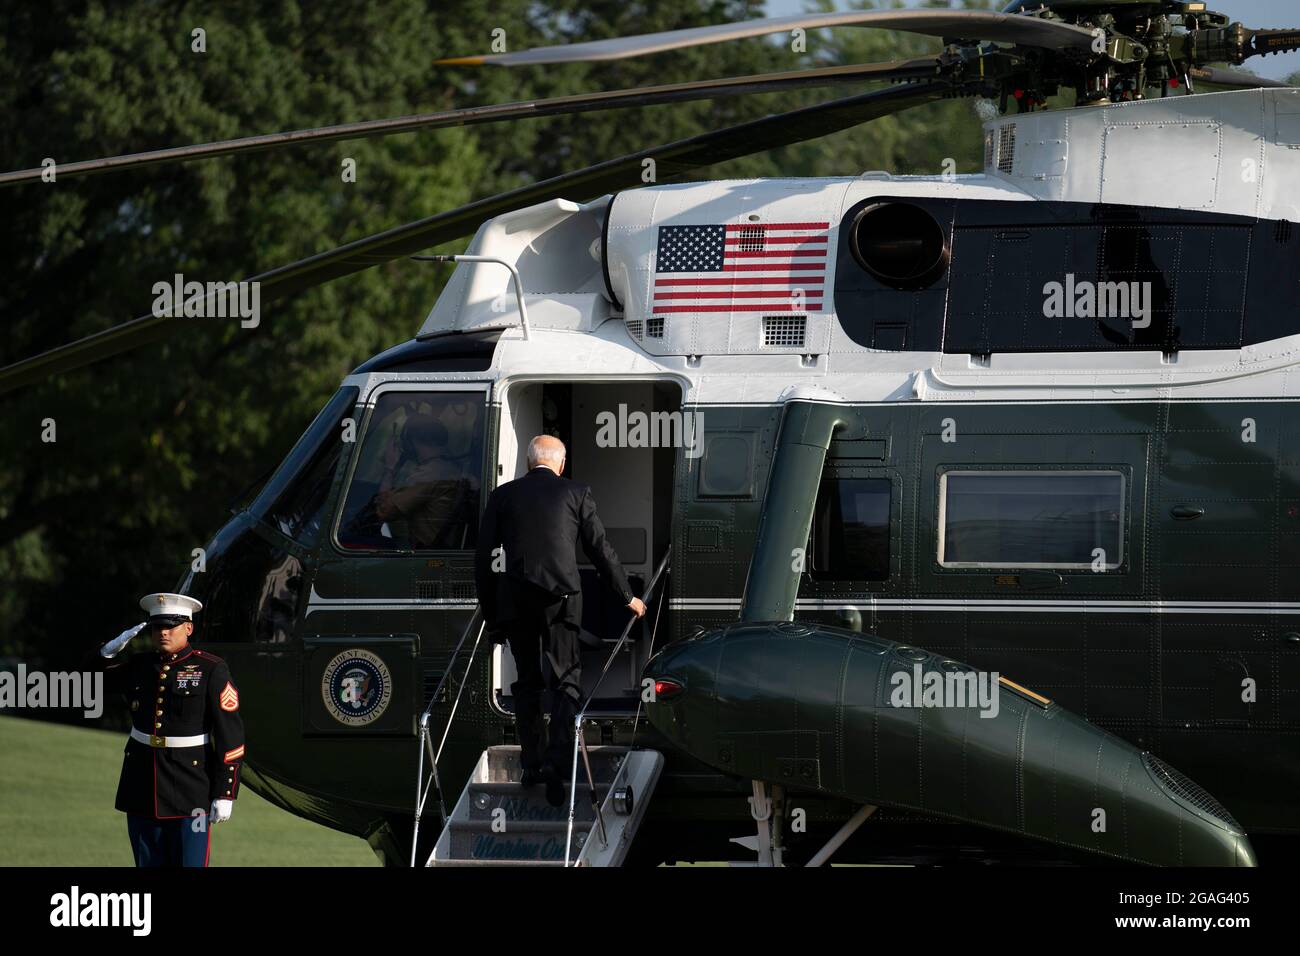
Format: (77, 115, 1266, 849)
(219, 681, 239, 712)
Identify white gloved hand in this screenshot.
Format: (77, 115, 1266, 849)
(209, 799, 233, 824)
(101, 622, 147, 658)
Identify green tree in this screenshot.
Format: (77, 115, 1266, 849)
(0, 0, 993, 667)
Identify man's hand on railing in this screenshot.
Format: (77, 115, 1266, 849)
(627, 597, 646, 618)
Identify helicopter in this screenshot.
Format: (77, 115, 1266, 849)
(6, 0, 1300, 866)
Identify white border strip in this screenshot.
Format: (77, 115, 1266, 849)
(671, 598, 1300, 615)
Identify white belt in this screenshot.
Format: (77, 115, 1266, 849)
(130, 728, 210, 749)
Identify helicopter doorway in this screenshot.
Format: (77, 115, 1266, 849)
(491, 380, 679, 717)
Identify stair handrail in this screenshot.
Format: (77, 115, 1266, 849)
(564, 546, 672, 867)
(411, 603, 485, 867)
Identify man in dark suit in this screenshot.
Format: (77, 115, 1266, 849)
(475, 435, 645, 806)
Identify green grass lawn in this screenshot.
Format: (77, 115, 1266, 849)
(0, 715, 378, 866)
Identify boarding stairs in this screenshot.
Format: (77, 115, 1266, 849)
(428, 745, 662, 866)
(413, 549, 670, 867)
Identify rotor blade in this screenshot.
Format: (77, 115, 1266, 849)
(1243, 28, 1300, 59)
(0, 81, 948, 394)
(0, 58, 943, 187)
(1187, 66, 1291, 89)
(435, 9, 1100, 66)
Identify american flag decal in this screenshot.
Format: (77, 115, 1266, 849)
(653, 221, 829, 315)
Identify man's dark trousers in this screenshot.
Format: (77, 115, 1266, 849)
(503, 582, 582, 777)
(127, 813, 211, 867)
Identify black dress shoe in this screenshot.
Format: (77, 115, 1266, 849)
(520, 768, 544, 788)
(542, 765, 565, 808)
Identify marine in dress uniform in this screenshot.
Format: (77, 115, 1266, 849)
(94, 593, 245, 867)
(474, 435, 645, 806)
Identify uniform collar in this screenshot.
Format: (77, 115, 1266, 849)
(157, 647, 194, 665)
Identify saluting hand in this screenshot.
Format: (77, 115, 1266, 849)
(101, 621, 147, 658)
(628, 597, 647, 618)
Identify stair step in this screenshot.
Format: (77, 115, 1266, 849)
(474, 745, 629, 786)
(447, 821, 581, 863)
(465, 807, 595, 824)
(430, 858, 566, 868)
(461, 787, 597, 824)
(450, 819, 572, 833)
(469, 781, 595, 795)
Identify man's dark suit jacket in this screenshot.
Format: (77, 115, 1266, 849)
(474, 466, 634, 637)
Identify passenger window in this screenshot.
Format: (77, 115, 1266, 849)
(938, 471, 1124, 569)
(336, 391, 484, 551)
(697, 432, 755, 498)
(810, 478, 891, 580)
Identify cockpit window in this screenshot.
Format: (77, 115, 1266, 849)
(252, 386, 359, 545)
(336, 390, 484, 551)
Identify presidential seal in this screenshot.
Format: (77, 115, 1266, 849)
(322, 649, 392, 726)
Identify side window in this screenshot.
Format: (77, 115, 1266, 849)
(257, 386, 359, 546)
(938, 471, 1124, 569)
(336, 391, 484, 552)
(809, 478, 891, 581)
(697, 431, 755, 499)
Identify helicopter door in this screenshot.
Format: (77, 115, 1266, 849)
(303, 383, 489, 736)
(491, 380, 679, 717)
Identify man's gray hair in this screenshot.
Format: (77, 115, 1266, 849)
(527, 435, 566, 469)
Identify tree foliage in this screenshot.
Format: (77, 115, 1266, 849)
(0, 0, 987, 662)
